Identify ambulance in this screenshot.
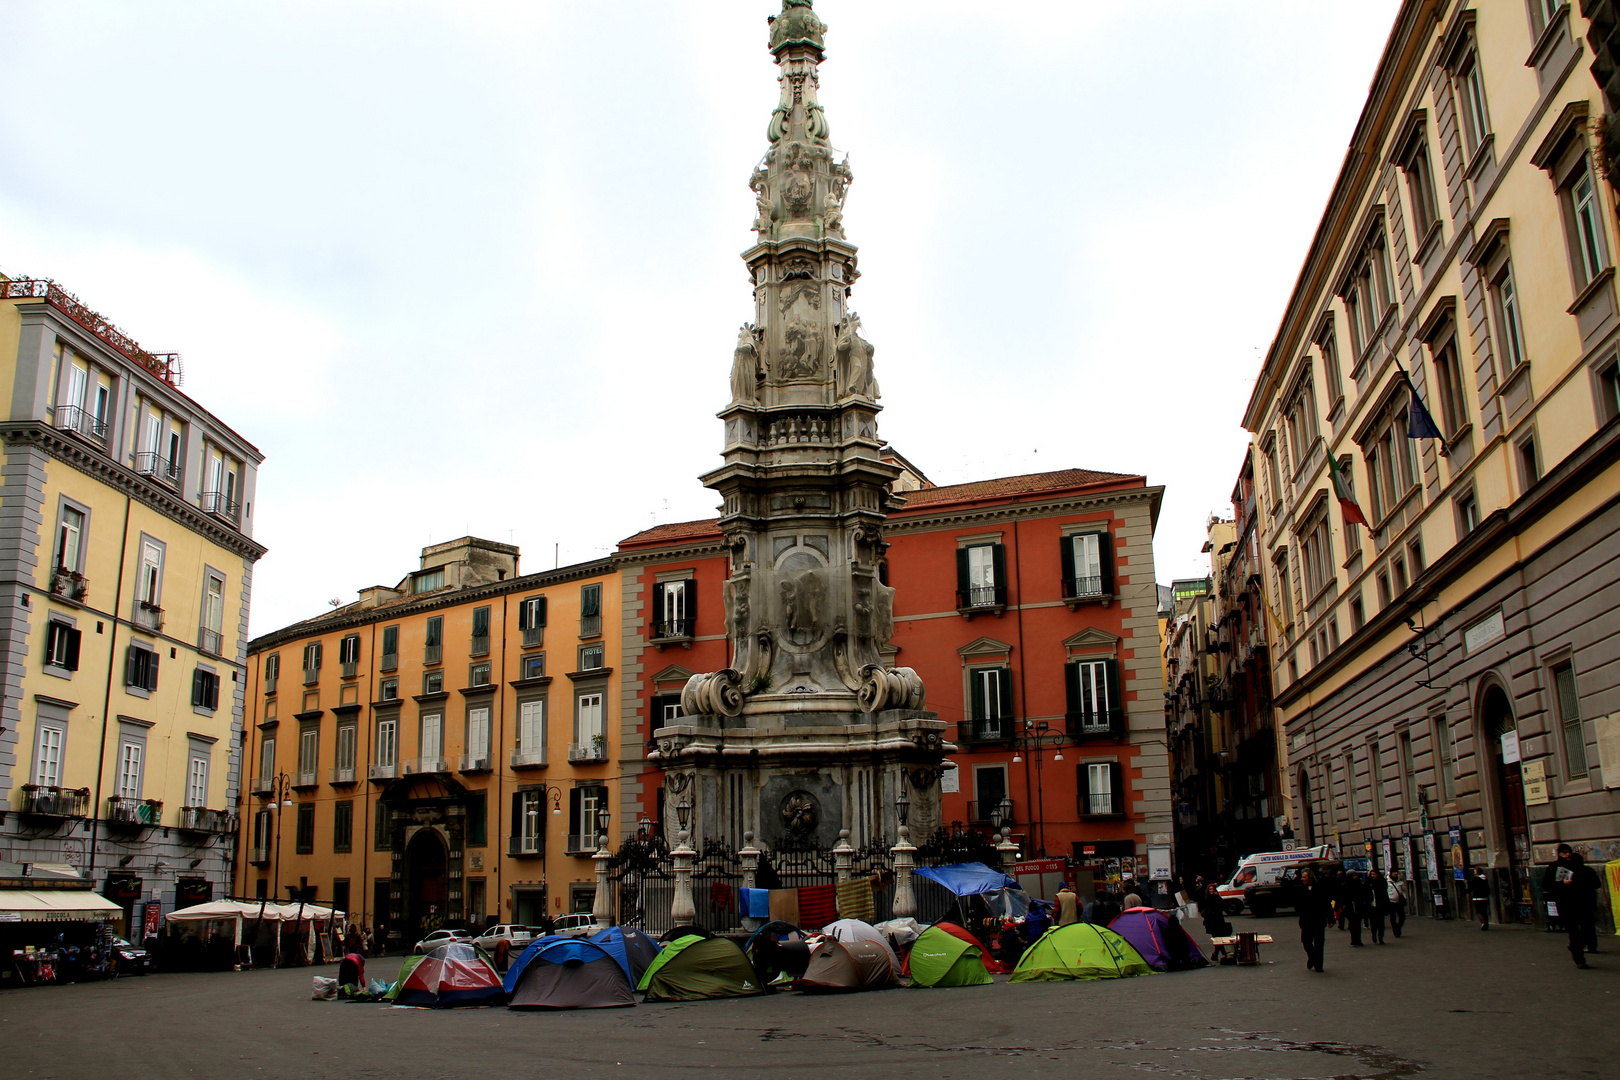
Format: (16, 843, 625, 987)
(1215, 845, 1331, 914)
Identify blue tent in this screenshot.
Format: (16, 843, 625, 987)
(589, 926, 662, 983)
(504, 936, 637, 1009)
(913, 863, 1020, 896)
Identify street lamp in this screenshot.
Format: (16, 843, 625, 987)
(670, 795, 696, 924)
(591, 806, 614, 928)
(891, 779, 917, 918)
(268, 772, 293, 904)
(1009, 719, 1064, 857)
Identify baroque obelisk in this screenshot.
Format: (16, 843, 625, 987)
(650, 0, 950, 852)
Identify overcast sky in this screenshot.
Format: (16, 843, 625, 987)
(0, 1, 1401, 637)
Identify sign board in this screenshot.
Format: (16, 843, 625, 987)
(0, 912, 20, 922)
(1521, 759, 1549, 805)
(1148, 845, 1172, 881)
(1500, 731, 1520, 764)
(1014, 858, 1066, 876)
(939, 763, 959, 794)
(1593, 713, 1620, 789)
(1381, 837, 1393, 873)
(1014, 858, 1067, 902)
(1451, 824, 1466, 881)
(1463, 610, 1505, 655)
(143, 900, 162, 939)
(1423, 831, 1439, 881)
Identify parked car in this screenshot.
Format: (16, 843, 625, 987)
(412, 928, 474, 954)
(1216, 845, 1331, 915)
(1243, 859, 1343, 918)
(110, 934, 152, 975)
(552, 912, 599, 938)
(472, 924, 534, 953)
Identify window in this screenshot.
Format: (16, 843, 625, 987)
(63, 360, 87, 413)
(33, 722, 64, 787)
(380, 626, 398, 671)
(580, 584, 603, 637)
(1408, 538, 1425, 576)
(1431, 337, 1469, 438)
(1431, 714, 1455, 803)
(1341, 223, 1395, 357)
(375, 717, 396, 768)
(576, 693, 604, 746)
(1456, 53, 1490, 159)
(1518, 435, 1542, 488)
(467, 793, 487, 847)
(1264, 442, 1283, 505)
(471, 606, 491, 656)
(652, 694, 683, 725)
(1283, 364, 1323, 471)
(297, 723, 318, 779)
(519, 595, 547, 647)
(125, 643, 159, 692)
(1349, 593, 1365, 632)
(521, 655, 546, 680)
(1491, 262, 1527, 374)
(1066, 658, 1119, 735)
(957, 543, 1004, 608)
(1369, 740, 1385, 817)
(137, 539, 163, 608)
(1299, 511, 1334, 600)
(200, 574, 225, 655)
(1376, 570, 1392, 609)
(117, 739, 143, 800)
(1392, 554, 1409, 594)
(519, 700, 545, 754)
(653, 579, 694, 639)
(264, 653, 280, 694)
(412, 569, 445, 594)
(1456, 490, 1480, 535)
(423, 670, 443, 694)
(253, 810, 273, 861)
(338, 634, 360, 674)
(1274, 549, 1295, 631)
(1061, 532, 1111, 599)
(1319, 325, 1343, 407)
(336, 721, 357, 774)
(516, 789, 544, 854)
(1343, 749, 1359, 822)
(379, 678, 398, 701)
(1362, 401, 1421, 521)
(1398, 127, 1441, 242)
(419, 713, 443, 767)
(191, 668, 220, 710)
(1568, 161, 1609, 289)
(568, 785, 609, 848)
(259, 735, 276, 783)
(1079, 761, 1123, 816)
(375, 799, 391, 851)
(467, 662, 490, 687)
(968, 666, 1013, 739)
(1601, 356, 1620, 422)
(1554, 663, 1588, 778)
(295, 803, 315, 854)
(44, 620, 81, 672)
(973, 765, 1007, 824)
(424, 617, 443, 664)
(1398, 730, 1417, 813)
(333, 801, 353, 854)
(302, 641, 322, 683)
(579, 644, 604, 671)
(466, 706, 491, 765)
(1531, 0, 1563, 36)
(55, 505, 84, 572)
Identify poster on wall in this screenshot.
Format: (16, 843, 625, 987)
(940, 763, 959, 794)
(142, 900, 161, 940)
(1423, 831, 1440, 882)
(1500, 731, 1520, 764)
(1148, 846, 1171, 881)
(1381, 837, 1393, 874)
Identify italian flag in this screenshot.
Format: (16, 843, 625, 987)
(1331, 455, 1369, 528)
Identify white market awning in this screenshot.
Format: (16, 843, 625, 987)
(0, 888, 123, 923)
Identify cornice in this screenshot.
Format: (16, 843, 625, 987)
(1, 421, 268, 563)
(884, 486, 1163, 537)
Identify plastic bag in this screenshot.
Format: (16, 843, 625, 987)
(311, 976, 337, 1000)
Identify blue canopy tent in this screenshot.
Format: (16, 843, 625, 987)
(912, 863, 1029, 926)
(504, 936, 638, 1009)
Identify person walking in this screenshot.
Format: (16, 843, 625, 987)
(1468, 869, 1492, 930)
(1054, 883, 1079, 927)
(1543, 843, 1600, 968)
(1341, 872, 1366, 947)
(1388, 877, 1408, 939)
(1297, 868, 1329, 972)
(1365, 870, 1390, 944)
(1198, 882, 1232, 962)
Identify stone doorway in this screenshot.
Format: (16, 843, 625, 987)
(405, 827, 448, 943)
(1481, 683, 1532, 924)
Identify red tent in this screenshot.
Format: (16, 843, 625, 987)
(389, 942, 505, 1007)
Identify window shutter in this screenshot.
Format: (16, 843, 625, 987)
(537, 596, 548, 627)
(1059, 535, 1076, 596)
(991, 544, 1007, 598)
(511, 792, 522, 839)
(1098, 531, 1115, 596)
(125, 646, 138, 687)
(63, 627, 81, 671)
(473, 607, 489, 637)
(1104, 658, 1123, 738)
(955, 548, 969, 602)
(208, 674, 220, 710)
(969, 670, 986, 722)
(1076, 763, 1092, 815)
(313, 642, 323, 669)
(683, 579, 696, 629)
(1064, 661, 1079, 721)
(147, 649, 160, 691)
(191, 668, 203, 707)
(651, 582, 665, 631)
(997, 666, 1014, 719)
(569, 787, 583, 836)
(1109, 761, 1125, 816)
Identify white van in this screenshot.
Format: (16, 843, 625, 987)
(1215, 846, 1330, 914)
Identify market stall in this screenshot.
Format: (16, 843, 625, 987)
(166, 899, 345, 970)
(1, 864, 124, 987)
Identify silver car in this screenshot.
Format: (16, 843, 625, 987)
(552, 912, 599, 938)
(472, 924, 534, 952)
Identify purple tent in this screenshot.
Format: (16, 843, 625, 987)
(1108, 908, 1208, 972)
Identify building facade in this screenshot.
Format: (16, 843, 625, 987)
(619, 466, 1172, 896)
(1245, 0, 1620, 927)
(234, 539, 623, 949)
(0, 276, 265, 932)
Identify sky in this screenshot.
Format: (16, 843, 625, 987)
(0, 0, 1403, 637)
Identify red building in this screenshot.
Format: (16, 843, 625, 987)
(614, 464, 1170, 895)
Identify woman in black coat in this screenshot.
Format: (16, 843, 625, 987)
(1365, 870, 1391, 944)
(1197, 883, 1232, 961)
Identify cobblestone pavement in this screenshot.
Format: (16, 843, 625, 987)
(1, 915, 1614, 1080)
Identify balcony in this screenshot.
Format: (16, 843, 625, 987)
(293, 771, 318, 790)
(49, 567, 88, 602)
(579, 615, 602, 639)
(302, 666, 319, 686)
(956, 584, 1007, 616)
(134, 601, 165, 633)
(133, 451, 181, 488)
(966, 800, 1015, 828)
(341, 661, 359, 678)
(402, 757, 449, 776)
(652, 617, 694, 642)
(199, 489, 241, 526)
(20, 784, 89, 819)
(367, 762, 399, 782)
(329, 766, 357, 785)
(510, 748, 548, 769)
(458, 754, 491, 774)
(470, 634, 490, 658)
(521, 627, 543, 648)
(507, 836, 544, 858)
(1066, 709, 1120, 739)
(198, 625, 223, 657)
(1062, 575, 1106, 603)
(424, 644, 443, 665)
(107, 796, 163, 829)
(54, 404, 108, 444)
(565, 834, 601, 855)
(568, 741, 609, 764)
(956, 718, 1012, 745)
(250, 776, 276, 796)
(379, 651, 398, 672)
(178, 806, 233, 834)
(248, 845, 271, 866)
(264, 674, 277, 695)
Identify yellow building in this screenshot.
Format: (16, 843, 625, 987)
(0, 276, 264, 931)
(1245, 1, 1620, 928)
(235, 538, 623, 949)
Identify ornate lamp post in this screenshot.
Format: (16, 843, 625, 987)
(592, 807, 614, 927)
(995, 795, 1019, 870)
(524, 785, 564, 917)
(1010, 719, 1064, 856)
(269, 771, 292, 902)
(670, 796, 696, 925)
(890, 783, 917, 919)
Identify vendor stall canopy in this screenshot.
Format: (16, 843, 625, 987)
(0, 888, 121, 923)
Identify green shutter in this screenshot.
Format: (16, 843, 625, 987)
(955, 547, 970, 604)
(1076, 762, 1091, 815)
(683, 579, 697, 631)
(1104, 658, 1123, 737)
(1108, 762, 1125, 815)
(64, 627, 81, 672)
(991, 544, 1006, 601)
(473, 607, 489, 637)
(997, 666, 1014, 719)
(1064, 661, 1079, 723)
(970, 669, 986, 723)
(1059, 535, 1076, 596)
(511, 792, 523, 843)
(536, 596, 548, 627)
(1098, 531, 1114, 596)
(651, 582, 665, 632)
(569, 787, 583, 837)
(148, 648, 160, 691)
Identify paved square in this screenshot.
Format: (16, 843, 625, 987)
(3, 917, 1614, 1079)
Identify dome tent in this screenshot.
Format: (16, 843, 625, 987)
(505, 937, 636, 1010)
(795, 937, 897, 993)
(1109, 907, 1208, 972)
(638, 933, 765, 1002)
(386, 942, 505, 1007)
(589, 925, 662, 984)
(905, 922, 993, 987)
(744, 921, 811, 986)
(1010, 923, 1152, 982)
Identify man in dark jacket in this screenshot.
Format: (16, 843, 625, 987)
(1340, 872, 1365, 947)
(1544, 844, 1600, 968)
(1468, 869, 1492, 930)
(1297, 868, 1329, 972)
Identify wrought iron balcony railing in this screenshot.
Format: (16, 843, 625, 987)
(198, 625, 223, 656)
(54, 404, 108, 444)
(107, 796, 163, 828)
(508, 835, 544, 857)
(579, 615, 602, 638)
(652, 617, 695, 640)
(958, 718, 1012, 743)
(957, 584, 1007, 610)
(21, 784, 89, 818)
(4, 278, 183, 386)
(521, 627, 543, 648)
(199, 489, 241, 525)
(966, 800, 1015, 828)
(470, 634, 490, 657)
(379, 651, 398, 672)
(134, 601, 165, 632)
(133, 452, 181, 488)
(50, 567, 89, 601)
(424, 644, 443, 665)
(248, 845, 271, 866)
(510, 748, 548, 769)
(178, 806, 234, 833)
(1062, 575, 1105, 600)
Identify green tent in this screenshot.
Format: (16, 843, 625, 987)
(907, 923, 993, 988)
(1010, 923, 1152, 982)
(637, 935, 764, 1001)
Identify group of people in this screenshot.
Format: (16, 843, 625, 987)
(1294, 866, 1409, 971)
